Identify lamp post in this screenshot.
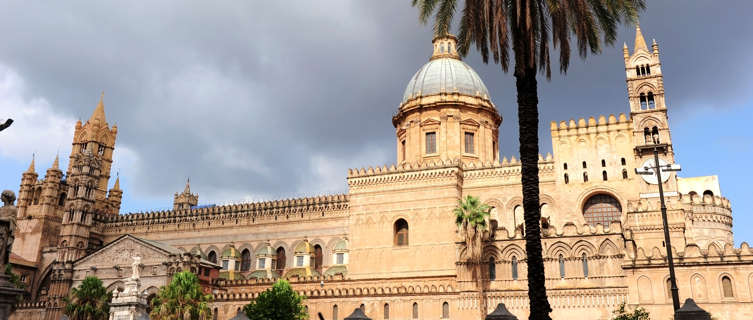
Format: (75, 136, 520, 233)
(635, 134, 681, 311)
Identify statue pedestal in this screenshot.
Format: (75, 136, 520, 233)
(0, 274, 23, 319)
(109, 278, 149, 320)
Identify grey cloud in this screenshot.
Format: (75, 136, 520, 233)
(1, 1, 751, 210)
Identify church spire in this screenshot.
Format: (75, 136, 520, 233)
(634, 23, 648, 53)
(184, 178, 191, 194)
(51, 153, 59, 170)
(113, 175, 121, 191)
(89, 92, 107, 125)
(27, 154, 36, 173)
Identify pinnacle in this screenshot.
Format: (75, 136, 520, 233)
(26, 154, 35, 173)
(51, 153, 59, 170)
(634, 24, 648, 52)
(184, 178, 191, 194)
(88, 92, 107, 125)
(113, 176, 121, 191)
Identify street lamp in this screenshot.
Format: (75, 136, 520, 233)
(635, 134, 681, 311)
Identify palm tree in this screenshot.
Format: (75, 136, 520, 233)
(150, 271, 213, 320)
(63, 276, 112, 320)
(412, 1, 644, 319)
(454, 195, 491, 263)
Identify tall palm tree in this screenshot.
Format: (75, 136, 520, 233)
(150, 271, 213, 320)
(63, 276, 112, 320)
(454, 195, 491, 263)
(412, 1, 644, 319)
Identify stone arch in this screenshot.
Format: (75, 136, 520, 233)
(237, 243, 254, 256)
(637, 276, 653, 303)
(718, 272, 736, 298)
(580, 191, 624, 228)
(482, 244, 501, 260)
(598, 239, 619, 256)
(501, 244, 524, 260)
(691, 273, 708, 301)
(572, 240, 597, 256)
(546, 241, 572, 258)
(637, 116, 666, 131)
(483, 197, 505, 222)
(107, 280, 125, 293)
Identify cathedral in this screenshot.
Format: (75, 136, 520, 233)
(9, 26, 753, 320)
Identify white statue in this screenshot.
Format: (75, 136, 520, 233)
(131, 256, 141, 280)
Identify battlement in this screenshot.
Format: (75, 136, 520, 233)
(348, 154, 555, 179)
(102, 193, 349, 226)
(550, 113, 630, 136)
(627, 193, 731, 212)
(627, 242, 753, 266)
(493, 221, 623, 240)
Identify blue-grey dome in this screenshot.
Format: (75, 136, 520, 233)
(402, 57, 490, 104)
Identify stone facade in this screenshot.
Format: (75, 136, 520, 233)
(9, 27, 753, 320)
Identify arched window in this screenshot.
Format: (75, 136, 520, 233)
(511, 256, 518, 280)
(208, 251, 217, 263)
(360, 304, 365, 312)
(394, 219, 409, 246)
(488, 258, 496, 280)
(651, 126, 660, 144)
(640, 93, 647, 109)
(581, 253, 589, 278)
(621, 158, 626, 166)
(564, 174, 569, 184)
(601, 159, 606, 167)
(276, 247, 286, 272)
(646, 65, 651, 75)
(314, 244, 323, 274)
(240, 249, 251, 271)
(722, 276, 734, 298)
(58, 193, 67, 206)
(666, 278, 672, 298)
(602, 170, 608, 181)
(583, 172, 589, 182)
(582, 161, 587, 169)
(644, 127, 651, 143)
(384, 303, 390, 319)
(648, 92, 655, 109)
(688, 191, 698, 202)
(412, 302, 418, 319)
(333, 305, 338, 320)
(622, 169, 628, 179)
(583, 194, 623, 227)
(441, 302, 449, 319)
(563, 163, 568, 170)
(635, 66, 640, 76)
(558, 255, 565, 279)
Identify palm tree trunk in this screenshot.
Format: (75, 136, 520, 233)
(515, 65, 553, 320)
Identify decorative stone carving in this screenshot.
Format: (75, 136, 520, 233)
(0, 190, 17, 266)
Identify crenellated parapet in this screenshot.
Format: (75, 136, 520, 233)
(550, 113, 630, 137)
(100, 194, 349, 233)
(625, 242, 753, 268)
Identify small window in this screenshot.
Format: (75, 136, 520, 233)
(640, 93, 647, 109)
(98, 145, 105, 156)
(208, 251, 217, 263)
(648, 92, 655, 109)
(394, 219, 409, 246)
(360, 304, 365, 312)
(401, 140, 406, 161)
(582, 161, 587, 169)
(621, 158, 626, 166)
(581, 253, 589, 278)
(258, 258, 265, 269)
(240, 249, 251, 271)
(58, 193, 67, 206)
(644, 127, 651, 143)
(601, 159, 606, 167)
(563, 163, 568, 170)
(296, 256, 304, 267)
(425, 132, 437, 154)
(412, 302, 419, 319)
(666, 278, 673, 298)
(646, 65, 651, 75)
(464, 132, 475, 154)
(602, 171, 608, 181)
(558, 255, 565, 279)
(564, 174, 569, 184)
(336, 253, 345, 265)
(722, 276, 734, 298)
(622, 169, 628, 179)
(635, 66, 640, 76)
(583, 172, 589, 182)
(384, 303, 390, 319)
(333, 305, 338, 320)
(488, 258, 496, 280)
(511, 256, 518, 280)
(222, 260, 229, 270)
(651, 126, 660, 144)
(442, 302, 449, 319)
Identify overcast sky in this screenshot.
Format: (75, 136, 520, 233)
(1, 1, 752, 244)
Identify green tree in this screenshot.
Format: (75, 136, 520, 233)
(611, 302, 650, 320)
(243, 279, 307, 320)
(63, 276, 112, 320)
(150, 271, 213, 320)
(454, 195, 491, 263)
(4, 264, 25, 289)
(412, 1, 644, 319)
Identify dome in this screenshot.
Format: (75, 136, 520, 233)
(401, 35, 490, 104)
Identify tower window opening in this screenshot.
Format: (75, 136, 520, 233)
(97, 145, 105, 156)
(640, 93, 647, 110)
(558, 254, 565, 279)
(582, 253, 589, 278)
(394, 219, 409, 246)
(582, 194, 622, 227)
(564, 174, 569, 184)
(401, 140, 406, 161)
(644, 128, 651, 144)
(646, 65, 651, 75)
(58, 193, 66, 206)
(464, 132, 475, 154)
(583, 172, 589, 182)
(651, 126, 660, 144)
(511, 256, 518, 280)
(722, 276, 734, 298)
(384, 303, 390, 319)
(412, 302, 418, 319)
(621, 158, 626, 166)
(601, 159, 606, 167)
(488, 257, 496, 280)
(582, 161, 587, 169)
(425, 132, 437, 154)
(635, 66, 640, 76)
(648, 92, 655, 109)
(442, 302, 449, 319)
(622, 169, 628, 179)
(602, 170, 608, 181)
(563, 163, 568, 170)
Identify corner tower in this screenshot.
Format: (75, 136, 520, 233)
(393, 35, 501, 164)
